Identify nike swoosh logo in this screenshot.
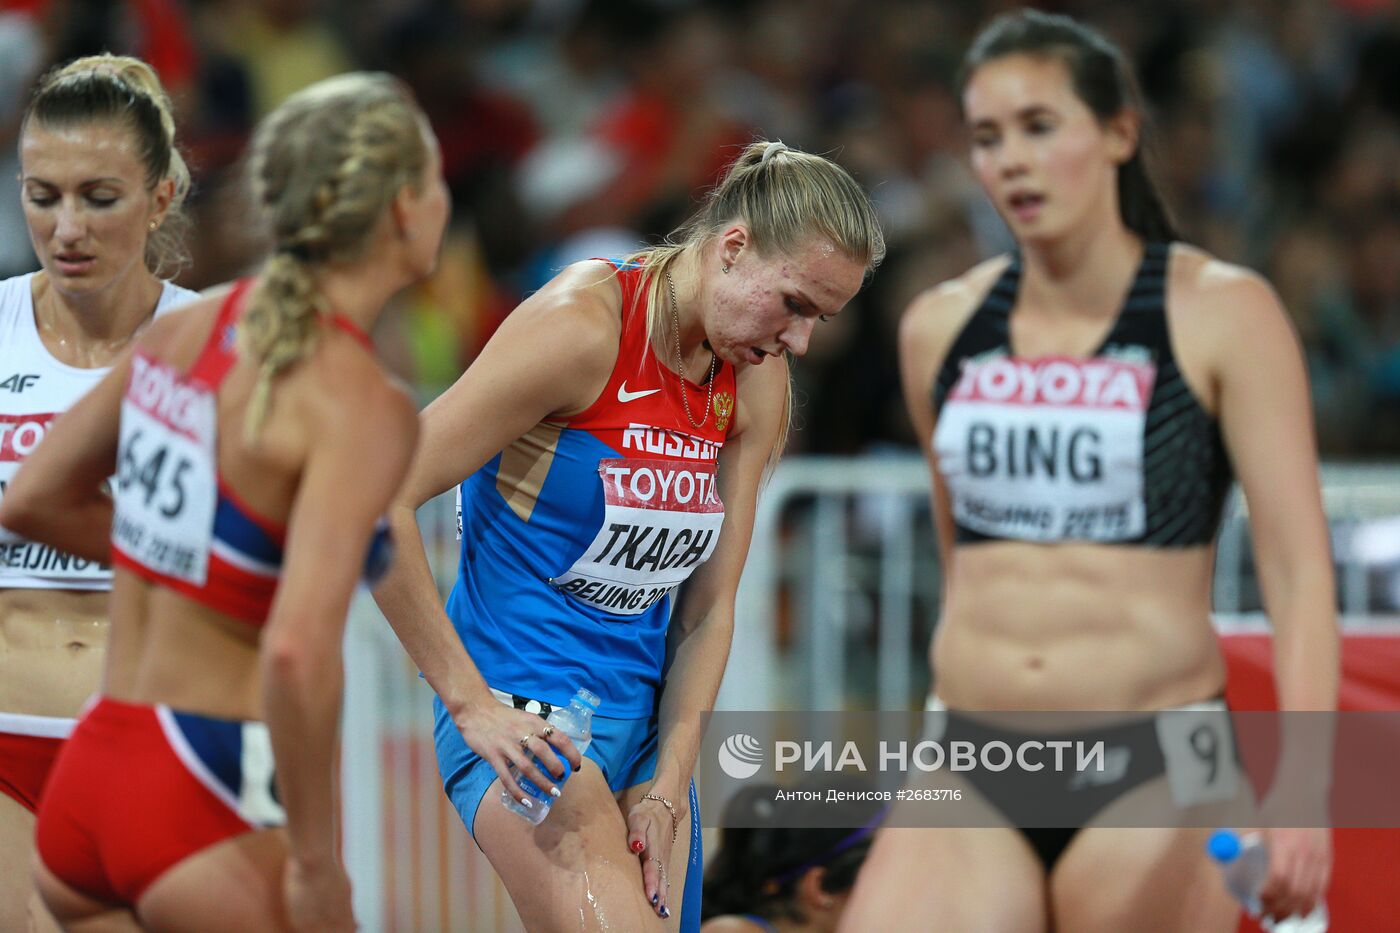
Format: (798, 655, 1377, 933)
(618, 382, 661, 403)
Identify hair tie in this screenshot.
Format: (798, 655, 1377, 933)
(760, 140, 789, 166)
(275, 242, 313, 262)
(762, 802, 887, 891)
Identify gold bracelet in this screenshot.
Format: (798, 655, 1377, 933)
(641, 792, 679, 845)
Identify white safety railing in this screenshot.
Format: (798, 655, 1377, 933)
(716, 458, 1400, 713)
(343, 456, 1400, 930)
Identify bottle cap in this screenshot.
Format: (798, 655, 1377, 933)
(573, 687, 601, 709)
(1206, 829, 1241, 864)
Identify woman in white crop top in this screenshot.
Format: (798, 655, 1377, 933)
(843, 11, 1338, 933)
(0, 54, 196, 932)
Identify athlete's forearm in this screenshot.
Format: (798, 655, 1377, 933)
(1272, 604, 1340, 712)
(372, 503, 491, 713)
(1267, 578, 1339, 806)
(652, 607, 735, 808)
(262, 637, 343, 866)
(0, 489, 111, 561)
(1258, 543, 1339, 708)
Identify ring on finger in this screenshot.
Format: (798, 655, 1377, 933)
(647, 856, 670, 886)
(519, 733, 535, 751)
(542, 725, 555, 739)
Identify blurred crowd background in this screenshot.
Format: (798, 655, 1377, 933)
(3, 0, 1398, 455)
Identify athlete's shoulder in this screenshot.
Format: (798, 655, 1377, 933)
(303, 351, 417, 451)
(532, 259, 625, 319)
(479, 260, 627, 408)
(901, 254, 1011, 358)
(1168, 244, 1288, 334)
(0, 272, 40, 332)
(512, 259, 625, 356)
(156, 278, 202, 314)
(0, 272, 33, 318)
(134, 293, 223, 361)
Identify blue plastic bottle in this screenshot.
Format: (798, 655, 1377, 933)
(1207, 829, 1328, 932)
(500, 688, 600, 825)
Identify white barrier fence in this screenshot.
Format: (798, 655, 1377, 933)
(343, 457, 1400, 931)
(718, 459, 1400, 712)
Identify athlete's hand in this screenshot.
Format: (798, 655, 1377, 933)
(626, 790, 684, 919)
(453, 695, 581, 806)
(284, 857, 356, 932)
(1258, 826, 1330, 922)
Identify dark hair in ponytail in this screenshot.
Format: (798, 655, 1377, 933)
(701, 784, 876, 923)
(959, 9, 1179, 243)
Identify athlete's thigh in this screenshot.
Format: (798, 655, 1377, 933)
(135, 828, 291, 933)
(1051, 774, 1241, 933)
(840, 826, 1048, 933)
(0, 794, 38, 931)
(1052, 825, 1238, 933)
(1053, 739, 1252, 933)
(4, 794, 69, 933)
(32, 857, 140, 933)
(475, 763, 666, 933)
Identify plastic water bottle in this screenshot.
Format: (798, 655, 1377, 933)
(500, 688, 600, 825)
(1207, 830, 1329, 932)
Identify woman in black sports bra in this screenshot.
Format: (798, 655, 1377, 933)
(841, 10, 1337, 933)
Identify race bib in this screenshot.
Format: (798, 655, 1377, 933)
(111, 355, 217, 584)
(551, 458, 725, 616)
(0, 413, 110, 583)
(933, 355, 1155, 542)
(1155, 702, 1241, 808)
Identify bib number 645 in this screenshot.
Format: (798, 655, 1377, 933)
(116, 428, 193, 519)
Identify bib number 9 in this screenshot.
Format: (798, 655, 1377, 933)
(1156, 704, 1241, 808)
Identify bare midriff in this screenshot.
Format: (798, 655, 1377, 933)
(933, 542, 1227, 712)
(101, 569, 264, 721)
(0, 588, 108, 718)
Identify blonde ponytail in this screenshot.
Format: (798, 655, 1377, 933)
(238, 73, 428, 441)
(626, 140, 884, 469)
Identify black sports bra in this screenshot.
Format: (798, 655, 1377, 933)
(930, 242, 1232, 547)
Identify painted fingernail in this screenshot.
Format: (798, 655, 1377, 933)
(660, 906, 671, 919)
(550, 786, 561, 798)
(631, 839, 645, 853)
(520, 796, 534, 808)
(651, 893, 659, 906)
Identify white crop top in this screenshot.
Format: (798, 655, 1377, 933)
(0, 273, 199, 589)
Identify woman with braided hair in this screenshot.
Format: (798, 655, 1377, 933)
(372, 139, 883, 931)
(0, 54, 197, 931)
(1, 71, 448, 931)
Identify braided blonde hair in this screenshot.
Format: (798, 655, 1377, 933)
(627, 140, 885, 464)
(240, 73, 428, 441)
(25, 53, 192, 278)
